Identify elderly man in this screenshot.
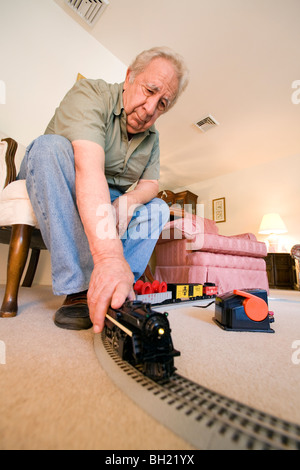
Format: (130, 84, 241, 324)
(18, 47, 188, 332)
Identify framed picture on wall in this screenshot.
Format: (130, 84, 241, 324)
(213, 197, 226, 223)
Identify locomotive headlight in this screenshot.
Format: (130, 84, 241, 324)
(144, 315, 168, 342)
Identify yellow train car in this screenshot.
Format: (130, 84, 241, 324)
(169, 284, 203, 301)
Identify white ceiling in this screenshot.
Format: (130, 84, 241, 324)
(56, 0, 300, 190)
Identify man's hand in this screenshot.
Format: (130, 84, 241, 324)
(88, 255, 135, 333)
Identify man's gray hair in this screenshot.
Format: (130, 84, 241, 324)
(129, 46, 189, 108)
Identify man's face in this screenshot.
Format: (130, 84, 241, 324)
(123, 57, 179, 135)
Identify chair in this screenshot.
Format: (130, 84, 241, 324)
(0, 134, 46, 317)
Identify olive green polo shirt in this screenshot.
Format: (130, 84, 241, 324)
(45, 79, 160, 192)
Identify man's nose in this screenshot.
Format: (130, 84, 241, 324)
(143, 97, 159, 117)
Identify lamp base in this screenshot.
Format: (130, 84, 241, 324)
(266, 235, 279, 253)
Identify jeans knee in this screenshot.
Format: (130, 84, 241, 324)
(31, 134, 71, 156)
(34, 134, 71, 148)
(27, 134, 74, 172)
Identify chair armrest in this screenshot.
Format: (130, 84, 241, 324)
(1, 137, 18, 187)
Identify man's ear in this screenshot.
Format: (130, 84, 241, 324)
(124, 68, 132, 88)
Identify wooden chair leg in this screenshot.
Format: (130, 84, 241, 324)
(22, 248, 41, 287)
(0, 224, 33, 318)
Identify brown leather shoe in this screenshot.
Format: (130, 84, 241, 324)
(54, 290, 93, 330)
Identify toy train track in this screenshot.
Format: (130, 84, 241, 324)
(94, 332, 300, 451)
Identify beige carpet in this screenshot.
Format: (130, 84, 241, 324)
(0, 285, 300, 450)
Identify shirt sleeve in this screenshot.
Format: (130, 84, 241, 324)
(45, 79, 109, 148)
(140, 132, 160, 181)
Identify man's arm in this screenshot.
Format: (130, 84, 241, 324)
(72, 139, 134, 333)
(128, 179, 159, 204)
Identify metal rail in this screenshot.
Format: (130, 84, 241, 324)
(94, 332, 300, 450)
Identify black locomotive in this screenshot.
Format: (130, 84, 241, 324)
(104, 300, 180, 381)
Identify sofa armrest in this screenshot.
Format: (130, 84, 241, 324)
(228, 233, 257, 242)
(159, 226, 191, 244)
(160, 213, 219, 242)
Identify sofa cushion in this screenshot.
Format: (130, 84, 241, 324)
(187, 251, 267, 270)
(188, 233, 267, 258)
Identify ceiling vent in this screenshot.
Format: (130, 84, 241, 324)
(195, 115, 219, 133)
(65, 0, 109, 27)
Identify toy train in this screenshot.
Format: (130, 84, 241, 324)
(134, 281, 218, 304)
(104, 300, 180, 381)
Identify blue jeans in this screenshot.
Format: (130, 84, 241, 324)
(18, 135, 169, 295)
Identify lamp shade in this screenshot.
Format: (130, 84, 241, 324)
(258, 213, 288, 234)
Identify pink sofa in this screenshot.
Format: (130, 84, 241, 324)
(154, 214, 269, 295)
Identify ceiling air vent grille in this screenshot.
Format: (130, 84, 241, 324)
(195, 115, 219, 132)
(65, 0, 109, 27)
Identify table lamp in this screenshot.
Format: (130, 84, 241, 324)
(258, 213, 287, 252)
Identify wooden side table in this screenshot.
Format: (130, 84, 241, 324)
(265, 253, 294, 289)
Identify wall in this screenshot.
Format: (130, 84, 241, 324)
(0, 0, 127, 145)
(175, 152, 300, 253)
(0, 0, 127, 286)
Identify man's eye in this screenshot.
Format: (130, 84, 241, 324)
(143, 86, 153, 95)
(158, 100, 167, 111)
